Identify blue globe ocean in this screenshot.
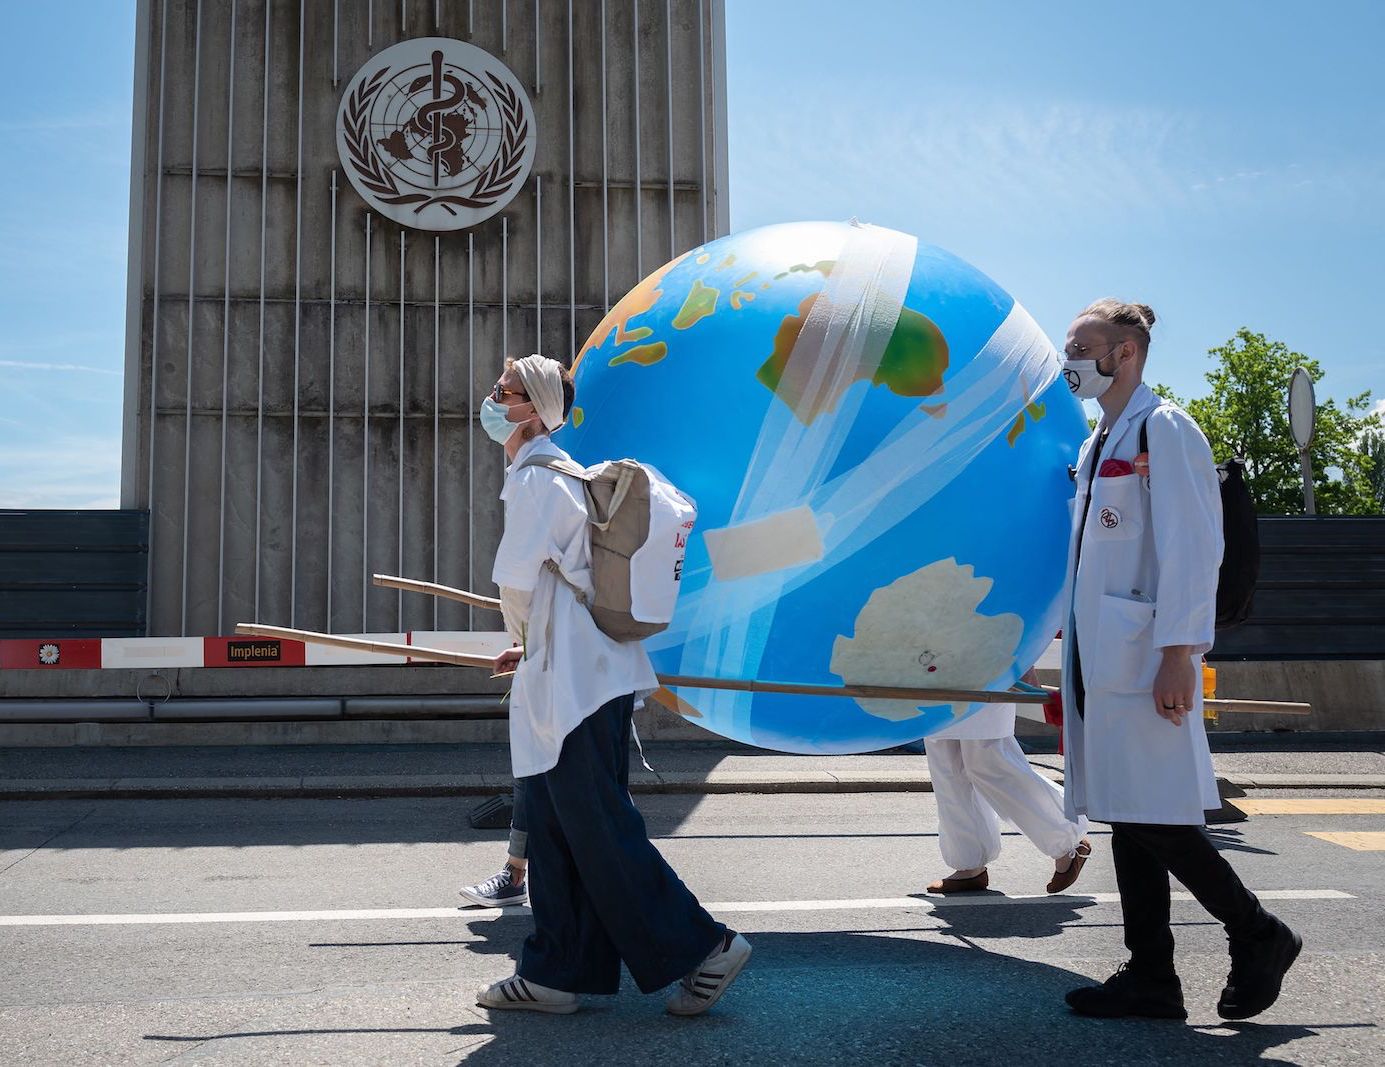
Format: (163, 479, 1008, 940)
(557, 221, 1086, 754)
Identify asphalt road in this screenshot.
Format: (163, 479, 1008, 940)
(2, 789, 1382, 1066)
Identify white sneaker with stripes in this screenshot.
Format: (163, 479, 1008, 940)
(476, 974, 579, 1015)
(665, 931, 752, 1016)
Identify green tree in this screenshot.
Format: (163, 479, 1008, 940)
(1356, 428, 1385, 512)
(1155, 329, 1381, 515)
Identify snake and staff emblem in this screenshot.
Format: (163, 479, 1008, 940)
(337, 37, 536, 231)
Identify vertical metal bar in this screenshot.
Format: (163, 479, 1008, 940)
(400, 0, 407, 35)
(363, 213, 372, 628)
(435, 0, 440, 29)
(216, 0, 237, 634)
(432, 233, 440, 630)
(697, 0, 707, 242)
(368, 0, 373, 49)
(253, 0, 272, 624)
(179, 0, 202, 637)
(535, 176, 542, 347)
(333, 0, 339, 87)
(534, 0, 541, 93)
(290, 0, 305, 627)
(145, 0, 170, 633)
(121, 1, 154, 514)
(567, 0, 575, 357)
(397, 229, 406, 627)
(502, 215, 509, 358)
(600, 0, 608, 311)
(469, 0, 474, 36)
(466, 232, 474, 630)
(327, 171, 337, 627)
(664, 0, 674, 259)
(632, 0, 642, 278)
(502, 0, 507, 51)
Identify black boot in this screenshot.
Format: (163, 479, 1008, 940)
(1217, 918, 1302, 1020)
(1066, 963, 1187, 1020)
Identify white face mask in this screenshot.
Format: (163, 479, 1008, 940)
(1061, 346, 1121, 400)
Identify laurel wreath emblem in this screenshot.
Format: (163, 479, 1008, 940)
(343, 66, 530, 217)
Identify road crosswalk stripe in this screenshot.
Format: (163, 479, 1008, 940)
(0, 889, 1354, 928)
(1305, 832, 1385, 851)
(1232, 798, 1385, 816)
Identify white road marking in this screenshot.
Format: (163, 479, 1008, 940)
(0, 889, 1353, 928)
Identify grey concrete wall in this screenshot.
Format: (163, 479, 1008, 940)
(123, 0, 730, 646)
(1204, 660, 1385, 734)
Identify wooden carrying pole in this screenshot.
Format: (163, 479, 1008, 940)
(234, 624, 1043, 703)
(234, 624, 497, 670)
(372, 573, 501, 611)
(657, 673, 1043, 705)
(235, 624, 1314, 717)
(1031, 685, 1311, 717)
(1204, 698, 1312, 717)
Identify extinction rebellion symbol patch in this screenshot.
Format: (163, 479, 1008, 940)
(337, 37, 536, 231)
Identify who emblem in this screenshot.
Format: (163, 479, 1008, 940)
(337, 37, 536, 231)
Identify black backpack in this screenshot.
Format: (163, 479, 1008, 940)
(1140, 417, 1259, 629)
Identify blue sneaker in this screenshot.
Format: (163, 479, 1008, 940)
(459, 864, 529, 908)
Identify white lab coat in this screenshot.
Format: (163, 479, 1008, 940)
(1061, 383, 1222, 826)
(493, 436, 658, 779)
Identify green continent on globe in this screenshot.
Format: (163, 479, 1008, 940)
(609, 342, 669, 367)
(756, 296, 950, 425)
(673, 280, 719, 330)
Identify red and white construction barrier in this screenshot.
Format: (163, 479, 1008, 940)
(0, 632, 512, 671)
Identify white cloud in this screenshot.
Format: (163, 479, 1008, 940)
(0, 110, 127, 134)
(731, 87, 1384, 240)
(0, 435, 123, 509)
(0, 359, 121, 376)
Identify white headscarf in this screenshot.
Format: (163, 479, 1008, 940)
(511, 354, 567, 432)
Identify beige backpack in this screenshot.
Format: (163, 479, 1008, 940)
(519, 455, 697, 641)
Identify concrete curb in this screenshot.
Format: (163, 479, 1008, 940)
(3, 770, 1383, 801)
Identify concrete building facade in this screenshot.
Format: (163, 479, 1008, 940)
(120, 0, 730, 642)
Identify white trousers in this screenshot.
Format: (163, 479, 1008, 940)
(925, 735, 1088, 870)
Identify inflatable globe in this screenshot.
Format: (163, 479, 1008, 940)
(556, 221, 1086, 754)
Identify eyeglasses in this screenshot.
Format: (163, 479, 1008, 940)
(1064, 341, 1121, 361)
(490, 382, 528, 403)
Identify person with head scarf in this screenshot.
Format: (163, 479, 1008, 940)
(474, 355, 750, 1017)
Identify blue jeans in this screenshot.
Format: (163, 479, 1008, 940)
(516, 694, 725, 994)
(508, 779, 528, 859)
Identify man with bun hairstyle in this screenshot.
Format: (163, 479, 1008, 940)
(474, 354, 750, 1017)
(1057, 301, 1300, 1021)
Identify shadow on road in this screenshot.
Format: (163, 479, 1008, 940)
(141, 930, 1368, 1065)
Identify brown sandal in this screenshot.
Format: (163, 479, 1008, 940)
(926, 870, 989, 894)
(1046, 839, 1091, 894)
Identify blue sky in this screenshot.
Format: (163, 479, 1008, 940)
(2, 1, 1382, 507)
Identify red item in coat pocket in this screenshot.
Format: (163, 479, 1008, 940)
(1098, 458, 1135, 477)
(1043, 689, 1065, 755)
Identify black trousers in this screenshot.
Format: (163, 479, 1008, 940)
(1111, 821, 1272, 974)
(518, 694, 725, 995)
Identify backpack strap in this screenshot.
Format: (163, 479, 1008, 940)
(518, 453, 588, 480)
(514, 453, 593, 667)
(520, 454, 638, 532)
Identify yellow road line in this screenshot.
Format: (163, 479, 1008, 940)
(1231, 798, 1385, 816)
(1305, 832, 1385, 852)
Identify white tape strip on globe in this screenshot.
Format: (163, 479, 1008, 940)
(703, 505, 825, 583)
